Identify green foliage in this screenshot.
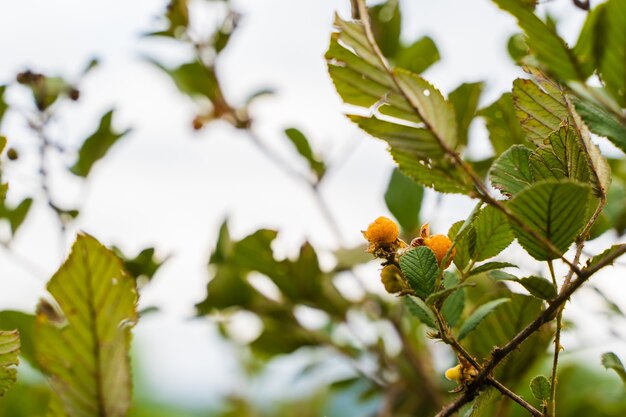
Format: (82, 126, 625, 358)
(384, 168, 423, 232)
(467, 262, 517, 277)
(479, 93, 528, 155)
(594, 0, 626, 107)
(0, 312, 34, 369)
(530, 375, 551, 401)
(573, 97, 626, 154)
(449, 82, 483, 148)
(0, 86, 7, 127)
(395, 36, 440, 74)
(472, 206, 514, 261)
(457, 298, 509, 340)
(113, 246, 167, 283)
(492, 0, 582, 81)
(448, 220, 476, 271)
(284, 128, 326, 180)
(399, 247, 439, 299)
(403, 296, 437, 328)
(0, 331, 19, 397)
(601, 352, 626, 385)
(528, 126, 590, 183)
(508, 180, 591, 260)
(0, 198, 32, 237)
(35, 234, 137, 417)
(71, 110, 130, 177)
(489, 145, 534, 197)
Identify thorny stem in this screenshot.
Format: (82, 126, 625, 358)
(432, 310, 543, 417)
(434, 244, 626, 417)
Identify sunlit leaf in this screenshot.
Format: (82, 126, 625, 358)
(36, 234, 138, 417)
(0, 330, 19, 397)
(449, 82, 483, 148)
(573, 96, 626, 155)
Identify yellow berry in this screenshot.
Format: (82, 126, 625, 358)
(424, 235, 455, 268)
(363, 216, 399, 245)
(445, 364, 463, 381)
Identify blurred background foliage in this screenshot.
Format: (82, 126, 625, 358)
(0, 0, 625, 416)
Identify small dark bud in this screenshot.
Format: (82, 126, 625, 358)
(69, 88, 80, 101)
(6, 148, 18, 161)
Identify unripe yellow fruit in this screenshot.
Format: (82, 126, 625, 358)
(380, 264, 404, 294)
(445, 364, 463, 381)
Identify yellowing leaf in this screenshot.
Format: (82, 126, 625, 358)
(36, 234, 138, 417)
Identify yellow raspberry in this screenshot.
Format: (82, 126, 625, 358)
(444, 364, 463, 382)
(363, 216, 399, 245)
(424, 235, 455, 268)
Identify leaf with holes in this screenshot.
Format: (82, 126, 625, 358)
(399, 247, 439, 299)
(508, 180, 591, 260)
(35, 234, 138, 417)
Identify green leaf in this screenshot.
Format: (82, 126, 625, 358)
(458, 298, 510, 340)
(528, 125, 591, 183)
(573, 3, 605, 79)
(147, 0, 189, 38)
(36, 234, 137, 417)
(395, 36, 440, 74)
(595, 0, 626, 107)
(399, 247, 439, 299)
(601, 352, 626, 385)
(463, 388, 498, 417)
(153, 59, 220, 102)
(0, 198, 33, 236)
(0, 311, 35, 369)
(530, 375, 551, 401)
(508, 180, 591, 260)
(384, 168, 424, 232)
(393, 69, 458, 149)
(512, 77, 571, 145)
(284, 128, 326, 179)
(479, 93, 528, 155)
(448, 220, 477, 271)
(472, 206, 515, 261)
(333, 244, 371, 271)
(0, 330, 19, 397)
(440, 273, 466, 328)
(70, 110, 130, 177)
(492, 0, 582, 81)
(391, 148, 473, 194)
(489, 145, 534, 197)
(368, 1, 401, 58)
(585, 244, 626, 271)
(467, 262, 517, 277)
(403, 296, 437, 328)
(518, 276, 557, 300)
(573, 96, 626, 155)
(0, 86, 8, 127)
(449, 82, 483, 148)
(350, 115, 443, 159)
(113, 246, 167, 282)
